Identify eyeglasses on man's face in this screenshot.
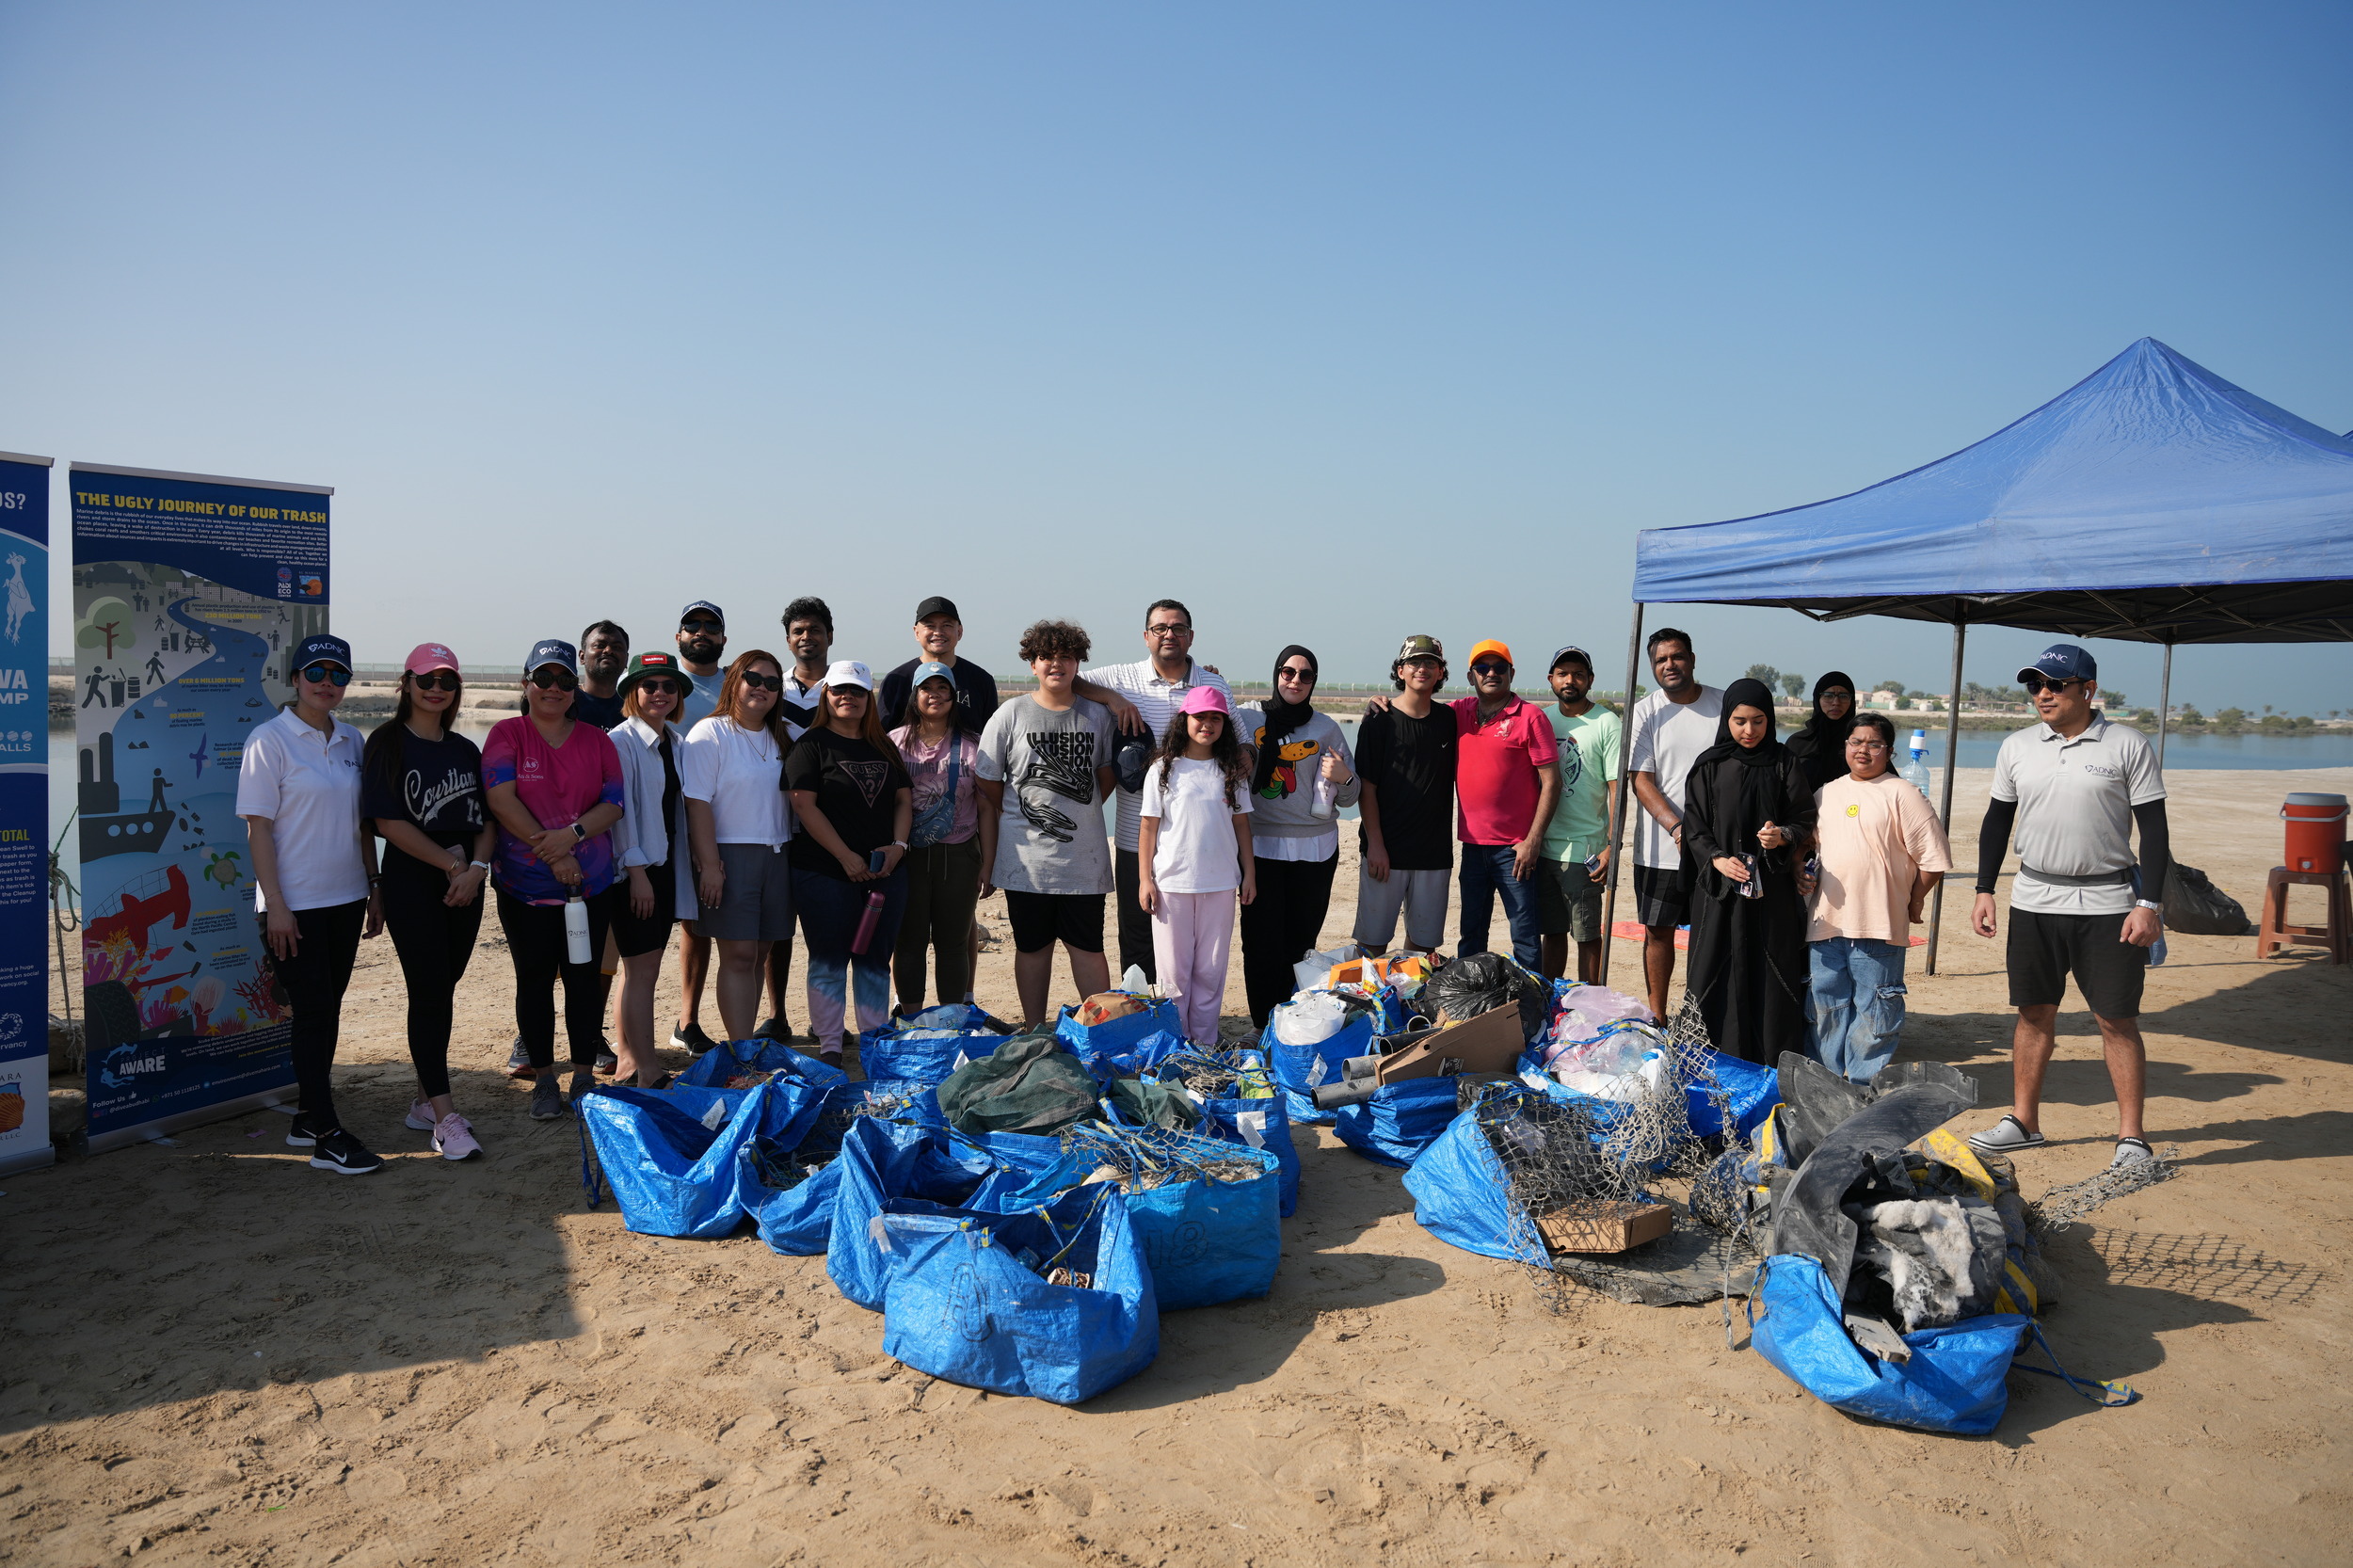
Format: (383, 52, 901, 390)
(1146, 622, 1192, 639)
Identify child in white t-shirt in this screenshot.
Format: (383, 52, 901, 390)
(1137, 686, 1257, 1045)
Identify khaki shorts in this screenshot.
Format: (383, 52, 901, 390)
(1537, 856, 1605, 942)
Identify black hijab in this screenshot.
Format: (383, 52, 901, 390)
(1250, 644, 1318, 795)
(1694, 677, 1785, 770)
(1785, 670, 1856, 753)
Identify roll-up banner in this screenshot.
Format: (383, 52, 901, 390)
(0, 453, 53, 1176)
(71, 463, 331, 1153)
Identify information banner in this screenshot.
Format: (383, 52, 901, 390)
(71, 463, 331, 1152)
(0, 453, 53, 1176)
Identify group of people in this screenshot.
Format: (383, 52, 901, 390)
(233, 598, 2169, 1177)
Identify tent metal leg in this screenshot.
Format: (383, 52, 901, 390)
(1925, 620, 1966, 977)
(2156, 644, 2173, 770)
(1598, 601, 1644, 981)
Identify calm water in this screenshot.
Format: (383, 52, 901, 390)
(40, 718, 2353, 890)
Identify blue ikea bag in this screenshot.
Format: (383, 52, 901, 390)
(1687, 1049, 1779, 1140)
(1262, 995, 1381, 1125)
(1055, 999, 1186, 1076)
(676, 1035, 849, 1095)
(1146, 1049, 1301, 1219)
(1749, 1253, 2032, 1436)
(857, 1006, 1008, 1087)
(582, 1077, 830, 1239)
(879, 1186, 1160, 1404)
(1402, 1093, 1548, 1265)
(737, 1081, 947, 1256)
(1332, 1076, 1463, 1168)
(826, 1117, 1082, 1309)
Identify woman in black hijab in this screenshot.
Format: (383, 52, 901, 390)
(1680, 678, 1817, 1064)
(1783, 670, 1859, 791)
(1235, 645, 1360, 1023)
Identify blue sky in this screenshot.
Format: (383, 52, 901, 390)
(5, 2, 2348, 712)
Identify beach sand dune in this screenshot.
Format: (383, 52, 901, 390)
(6, 768, 2349, 1564)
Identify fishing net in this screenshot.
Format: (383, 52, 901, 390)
(2026, 1144, 2183, 1235)
(1059, 1122, 1276, 1192)
(746, 1080, 935, 1195)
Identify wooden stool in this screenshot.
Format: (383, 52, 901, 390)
(2255, 866, 2351, 965)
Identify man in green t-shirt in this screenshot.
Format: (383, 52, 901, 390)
(1538, 645, 1622, 983)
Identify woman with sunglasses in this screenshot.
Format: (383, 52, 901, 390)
(361, 642, 495, 1159)
(786, 661, 913, 1064)
(680, 648, 796, 1043)
(888, 661, 994, 1014)
(482, 638, 628, 1119)
(237, 633, 385, 1175)
(1232, 646, 1358, 1025)
(608, 651, 694, 1084)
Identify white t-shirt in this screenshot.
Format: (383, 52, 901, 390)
(236, 707, 369, 911)
(1625, 685, 1724, 868)
(1991, 716, 2165, 916)
(1080, 658, 1234, 852)
(680, 716, 792, 848)
(1139, 756, 1253, 894)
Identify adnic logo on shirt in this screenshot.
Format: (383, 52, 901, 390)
(2079, 761, 2120, 778)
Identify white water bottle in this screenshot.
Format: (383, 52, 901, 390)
(564, 893, 591, 966)
(1901, 729, 1932, 799)
(1309, 762, 1335, 820)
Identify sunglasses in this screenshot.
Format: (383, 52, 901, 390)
(529, 669, 579, 692)
(299, 664, 351, 686)
(635, 678, 684, 697)
(2021, 676, 2086, 694)
(680, 619, 723, 635)
(1276, 666, 1314, 682)
(1470, 660, 1510, 675)
(412, 671, 460, 693)
(739, 671, 782, 692)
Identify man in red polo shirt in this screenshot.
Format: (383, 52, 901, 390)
(1452, 639, 1561, 968)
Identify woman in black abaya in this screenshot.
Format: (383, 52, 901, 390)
(1782, 670, 1859, 791)
(1680, 678, 1817, 1064)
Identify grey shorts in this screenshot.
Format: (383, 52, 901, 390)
(1537, 856, 1605, 942)
(1633, 861, 1691, 930)
(1353, 866, 1449, 952)
(693, 841, 795, 942)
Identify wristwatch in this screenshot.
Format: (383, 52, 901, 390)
(570, 822, 586, 841)
(889, 840, 907, 851)
(2134, 898, 2163, 911)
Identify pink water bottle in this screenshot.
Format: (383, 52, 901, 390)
(850, 888, 888, 954)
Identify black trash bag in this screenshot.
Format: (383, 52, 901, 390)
(936, 1032, 1102, 1138)
(1424, 952, 1548, 1039)
(2164, 862, 2253, 936)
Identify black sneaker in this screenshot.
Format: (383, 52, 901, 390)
(309, 1128, 384, 1175)
(530, 1077, 568, 1121)
(753, 1016, 788, 1041)
(671, 1020, 719, 1055)
(284, 1111, 327, 1148)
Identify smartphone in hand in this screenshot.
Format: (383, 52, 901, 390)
(868, 847, 888, 874)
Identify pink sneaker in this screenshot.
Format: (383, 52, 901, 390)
(433, 1112, 483, 1161)
(405, 1098, 438, 1131)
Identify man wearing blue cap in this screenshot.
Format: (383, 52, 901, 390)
(1968, 643, 2170, 1169)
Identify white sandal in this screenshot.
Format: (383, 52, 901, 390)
(1967, 1113, 2046, 1154)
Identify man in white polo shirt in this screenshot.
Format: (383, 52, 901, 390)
(1968, 643, 2170, 1169)
(1076, 599, 1232, 984)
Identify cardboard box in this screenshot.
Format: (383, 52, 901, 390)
(1532, 1200, 1674, 1255)
(1365, 1003, 1526, 1086)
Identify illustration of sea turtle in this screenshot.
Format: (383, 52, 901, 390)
(204, 850, 245, 889)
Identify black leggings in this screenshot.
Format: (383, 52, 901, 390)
(1239, 853, 1338, 1026)
(379, 853, 485, 1098)
(265, 900, 365, 1128)
(497, 884, 622, 1070)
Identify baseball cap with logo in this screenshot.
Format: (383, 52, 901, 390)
(405, 642, 460, 676)
(1396, 634, 1445, 663)
(618, 650, 685, 700)
(822, 659, 874, 692)
(295, 633, 352, 671)
(908, 660, 955, 688)
(526, 638, 579, 676)
(2015, 643, 2098, 685)
(679, 600, 726, 629)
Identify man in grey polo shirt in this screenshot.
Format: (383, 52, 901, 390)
(1075, 599, 1233, 984)
(1967, 643, 2169, 1168)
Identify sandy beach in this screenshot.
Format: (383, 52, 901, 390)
(5, 764, 2349, 1566)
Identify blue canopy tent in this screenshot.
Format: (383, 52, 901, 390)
(1608, 338, 2353, 974)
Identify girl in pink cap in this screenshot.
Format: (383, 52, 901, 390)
(1136, 685, 1256, 1046)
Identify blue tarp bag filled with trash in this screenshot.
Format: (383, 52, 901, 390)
(879, 1185, 1160, 1405)
(674, 1035, 848, 1094)
(1263, 991, 1383, 1125)
(1055, 993, 1186, 1076)
(1403, 1087, 1547, 1265)
(827, 1116, 1081, 1309)
(736, 1080, 945, 1256)
(1332, 1076, 1462, 1168)
(1147, 1048, 1299, 1217)
(858, 1004, 1013, 1087)
(582, 1074, 833, 1239)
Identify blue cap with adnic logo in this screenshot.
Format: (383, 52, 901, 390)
(526, 638, 579, 675)
(2017, 642, 2097, 684)
(294, 633, 352, 670)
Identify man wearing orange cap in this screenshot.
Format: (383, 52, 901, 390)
(1450, 640, 1561, 968)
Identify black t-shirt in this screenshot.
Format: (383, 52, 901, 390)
(572, 687, 625, 730)
(361, 728, 487, 855)
(1353, 703, 1459, 871)
(877, 657, 1000, 735)
(783, 728, 914, 880)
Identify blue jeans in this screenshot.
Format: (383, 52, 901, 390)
(1808, 936, 1909, 1083)
(1458, 844, 1543, 968)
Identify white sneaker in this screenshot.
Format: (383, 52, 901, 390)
(433, 1112, 483, 1160)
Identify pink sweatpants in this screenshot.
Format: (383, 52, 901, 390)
(1150, 888, 1236, 1047)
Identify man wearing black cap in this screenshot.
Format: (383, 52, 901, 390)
(878, 597, 1000, 737)
(1968, 642, 2170, 1169)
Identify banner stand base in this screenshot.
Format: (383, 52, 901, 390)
(0, 1144, 58, 1178)
(86, 1087, 297, 1157)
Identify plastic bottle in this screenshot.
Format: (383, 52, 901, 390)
(1901, 729, 1932, 799)
(1309, 765, 1336, 820)
(564, 893, 591, 966)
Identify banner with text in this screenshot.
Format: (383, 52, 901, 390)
(0, 454, 52, 1175)
(72, 464, 331, 1151)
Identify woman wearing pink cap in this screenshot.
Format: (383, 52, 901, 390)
(1136, 685, 1256, 1046)
(361, 643, 497, 1160)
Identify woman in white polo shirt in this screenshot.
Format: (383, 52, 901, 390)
(680, 648, 795, 1042)
(237, 633, 385, 1176)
